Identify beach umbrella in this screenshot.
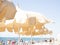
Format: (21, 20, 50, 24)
(0, 21, 6, 32)
(27, 15, 51, 30)
(13, 19, 21, 33)
(21, 20, 29, 31)
(26, 16, 52, 35)
(0, 0, 16, 21)
(0, 0, 16, 34)
(6, 23, 13, 32)
(20, 27, 52, 36)
(6, 19, 21, 33)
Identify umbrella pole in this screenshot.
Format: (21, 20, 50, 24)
(31, 28, 33, 45)
(31, 35, 32, 45)
(18, 28, 20, 45)
(30, 26, 34, 45)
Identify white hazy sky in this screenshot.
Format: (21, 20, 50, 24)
(0, 0, 60, 38)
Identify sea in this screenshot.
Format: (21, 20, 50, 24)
(0, 37, 50, 42)
(0, 37, 51, 45)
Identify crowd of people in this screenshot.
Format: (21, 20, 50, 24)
(0, 38, 55, 45)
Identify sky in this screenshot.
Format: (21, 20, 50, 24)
(0, 0, 60, 38)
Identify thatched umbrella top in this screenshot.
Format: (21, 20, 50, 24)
(20, 28, 52, 36)
(0, 21, 6, 32)
(0, 0, 16, 21)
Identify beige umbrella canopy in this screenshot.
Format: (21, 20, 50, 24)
(27, 16, 51, 30)
(35, 21, 44, 30)
(20, 27, 52, 36)
(0, 0, 16, 21)
(27, 17, 36, 26)
(6, 19, 21, 32)
(0, 21, 6, 32)
(6, 23, 13, 32)
(20, 17, 36, 35)
(19, 17, 52, 36)
(13, 19, 21, 33)
(22, 23, 29, 31)
(35, 19, 50, 30)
